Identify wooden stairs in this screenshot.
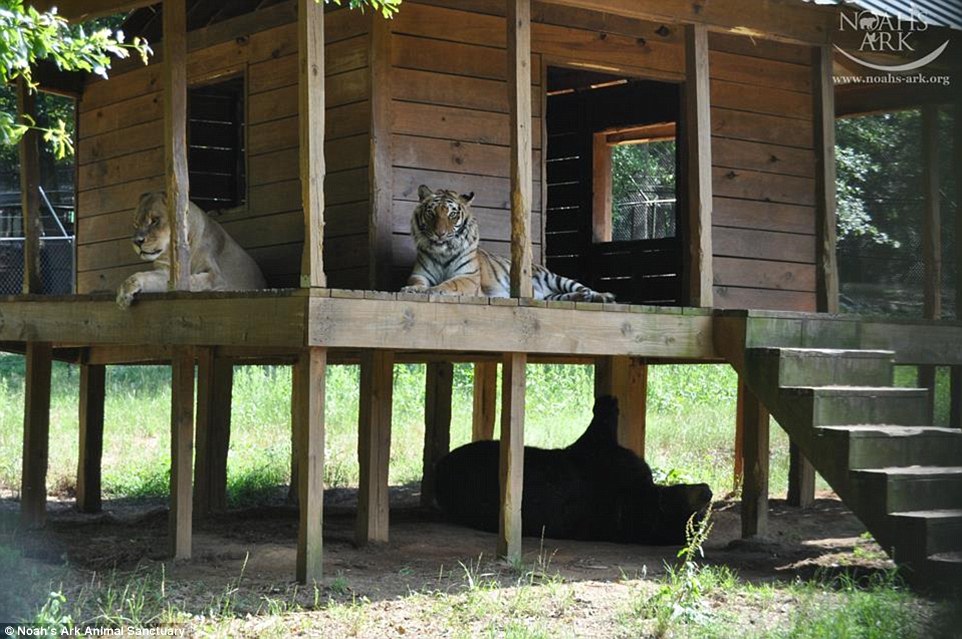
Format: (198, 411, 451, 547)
(737, 346, 962, 589)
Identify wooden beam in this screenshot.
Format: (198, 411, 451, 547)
(21, 342, 52, 528)
(357, 351, 394, 544)
(29, 0, 157, 22)
(77, 363, 106, 514)
(539, 0, 834, 45)
(498, 352, 526, 561)
(594, 356, 647, 458)
(308, 297, 716, 358)
(422, 361, 453, 508)
(163, 0, 190, 291)
(294, 347, 326, 583)
(739, 377, 770, 537)
(508, 0, 533, 298)
(17, 79, 42, 294)
(369, 14, 393, 290)
(194, 350, 233, 517)
(299, 0, 326, 288)
(33, 60, 84, 97)
(683, 24, 713, 308)
(787, 443, 816, 508)
(169, 346, 195, 559)
(591, 132, 612, 243)
(813, 44, 839, 314)
(472, 361, 498, 441)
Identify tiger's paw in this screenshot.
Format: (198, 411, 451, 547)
(400, 285, 431, 295)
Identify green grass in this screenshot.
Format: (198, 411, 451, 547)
(0, 355, 816, 502)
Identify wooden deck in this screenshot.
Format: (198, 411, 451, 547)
(0, 289, 716, 360)
(5, 290, 962, 585)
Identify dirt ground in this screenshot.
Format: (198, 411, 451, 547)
(5, 485, 890, 603)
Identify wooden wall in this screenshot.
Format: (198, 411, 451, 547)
(75, 5, 369, 293)
(386, 1, 544, 289)
(708, 34, 817, 312)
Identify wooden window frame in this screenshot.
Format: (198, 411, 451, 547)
(591, 122, 677, 244)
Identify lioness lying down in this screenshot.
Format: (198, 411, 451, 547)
(116, 191, 266, 308)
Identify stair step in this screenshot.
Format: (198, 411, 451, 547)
(889, 509, 962, 556)
(851, 466, 962, 513)
(753, 347, 894, 387)
(925, 552, 962, 588)
(816, 425, 962, 469)
(781, 386, 930, 426)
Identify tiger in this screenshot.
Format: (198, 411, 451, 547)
(401, 185, 616, 302)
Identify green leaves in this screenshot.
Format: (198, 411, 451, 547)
(322, 0, 404, 19)
(0, 1, 152, 157)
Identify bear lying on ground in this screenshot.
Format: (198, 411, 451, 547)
(435, 396, 712, 545)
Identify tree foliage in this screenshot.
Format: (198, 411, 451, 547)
(325, 0, 403, 18)
(0, 1, 151, 157)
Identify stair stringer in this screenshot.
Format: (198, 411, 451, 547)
(733, 348, 952, 583)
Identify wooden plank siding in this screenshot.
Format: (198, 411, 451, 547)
(708, 33, 817, 312)
(387, 1, 545, 289)
(75, 7, 370, 293)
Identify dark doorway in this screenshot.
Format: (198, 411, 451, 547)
(544, 68, 683, 305)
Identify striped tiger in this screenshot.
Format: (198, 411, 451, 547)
(401, 185, 616, 302)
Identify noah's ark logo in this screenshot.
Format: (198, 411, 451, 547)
(836, 7, 949, 71)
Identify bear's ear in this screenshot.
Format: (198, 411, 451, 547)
(417, 184, 434, 201)
(460, 191, 475, 204)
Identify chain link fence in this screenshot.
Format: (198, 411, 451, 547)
(611, 139, 677, 242)
(0, 188, 75, 295)
(836, 110, 957, 320)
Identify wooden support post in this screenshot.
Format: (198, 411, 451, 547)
(163, 0, 190, 290)
(954, 101, 962, 428)
(422, 361, 453, 508)
(472, 361, 498, 441)
(288, 362, 300, 504)
(683, 24, 713, 308)
(21, 342, 52, 528)
(918, 105, 942, 424)
(733, 376, 744, 491)
(498, 352, 526, 561)
(77, 363, 106, 514)
(813, 44, 839, 314)
(16, 79, 42, 294)
(194, 350, 233, 517)
(357, 351, 394, 544)
(594, 357, 647, 458)
(294, 347, 326, 583)
(591, 132, 612, 243)
(738, 377, 770, 538)
(169, 347, 195, 559)
(951, 367, 962, 429)
(508, 0, 533, 298)
(299, 0, 326, 288)
(787, 443, 816, 508)
(368, 14, 393, 290)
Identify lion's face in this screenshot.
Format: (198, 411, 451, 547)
(131, 192, 170, 262)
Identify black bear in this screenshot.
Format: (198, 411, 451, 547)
(435, 395, 712, 545)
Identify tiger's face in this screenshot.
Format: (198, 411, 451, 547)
(412, 185, 476, 251)
(130, 191, 171, 262)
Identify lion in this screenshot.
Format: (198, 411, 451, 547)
(115, 191, 267, 308)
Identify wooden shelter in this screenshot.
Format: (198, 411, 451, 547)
(7, 0, 962, 586)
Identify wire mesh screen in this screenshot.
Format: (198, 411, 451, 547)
(611, 140, 677, 242)
(0, 188, 76, 295)
(836, 110, 957, 319)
